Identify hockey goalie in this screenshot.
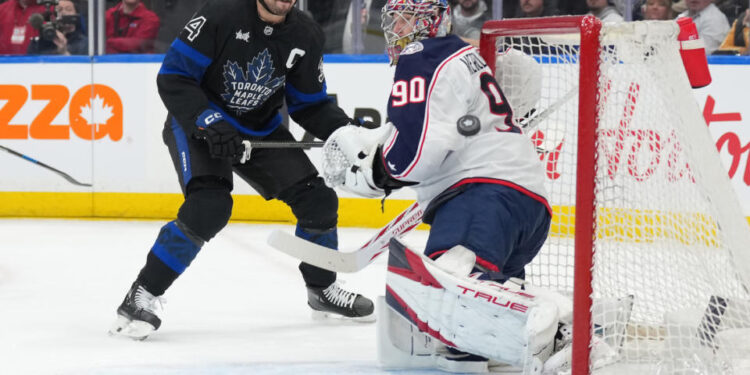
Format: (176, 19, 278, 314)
(314, 0, 629, 372)
(318, 0, 555, 372)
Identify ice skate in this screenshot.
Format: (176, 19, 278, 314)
(307, 282, 375, 322)
(109, 281, 164, 340)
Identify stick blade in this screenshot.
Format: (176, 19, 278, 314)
(267, 230, 373, 273)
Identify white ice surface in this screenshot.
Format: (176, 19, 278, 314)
(0, 218, 437, 375)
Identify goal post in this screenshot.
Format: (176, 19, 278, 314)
(480, 16, 750, 374)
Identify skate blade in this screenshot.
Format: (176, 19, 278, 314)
(311, 309, 377, 323)
(108, 315, 156, 341)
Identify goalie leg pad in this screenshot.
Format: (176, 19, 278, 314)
(386, 238, 558, 369)
(376, 296, 441, 370)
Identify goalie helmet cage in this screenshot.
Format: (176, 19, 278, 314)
(480, 16, 750, 374)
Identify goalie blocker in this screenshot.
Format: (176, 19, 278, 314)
(381, 238, 559, 372)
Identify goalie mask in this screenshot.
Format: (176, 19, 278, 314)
(381, 0, 452, 65)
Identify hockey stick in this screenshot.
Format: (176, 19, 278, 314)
(267, 201, 424, 273)
(520, 85, 578, 132)
(247, 140, 323, 149)
(238, 140, 323, 163)
(0, 144, 92, 187)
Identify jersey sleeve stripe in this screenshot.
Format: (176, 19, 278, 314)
(171, 39, 212, 67)
(396, 45, 475, 179)
(285, 81, 331, 114)
(158, 39, 213, 81)
(207, 102, 282, 136)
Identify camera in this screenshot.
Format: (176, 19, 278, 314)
(29, 0, 79, 42)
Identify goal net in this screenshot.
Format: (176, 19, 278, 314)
(480, 16, 750, 374)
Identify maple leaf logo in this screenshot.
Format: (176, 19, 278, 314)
(249, 49, 284, 86)
(221, 49, 285, 115)
(78, 94, 114, 132)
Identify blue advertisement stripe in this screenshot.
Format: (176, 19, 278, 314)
(2, 54, 750, 65)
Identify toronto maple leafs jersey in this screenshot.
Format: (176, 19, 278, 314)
(157, 0, 351, 138)
(380, 35, 549, 210)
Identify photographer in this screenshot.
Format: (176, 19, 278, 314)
(27, 0, 88, 55)
(0, 0, 46, 55)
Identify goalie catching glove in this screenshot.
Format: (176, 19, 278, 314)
(322, 124, 393, 198)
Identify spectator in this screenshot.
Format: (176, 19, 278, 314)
(642, 0, 675, 19)
(453, 0, 491, 40)
(611, 0, 641, 19)
(27, 0, 88, 55)
(0, 0, 46, 55)
(677, 0, 730, 54)
(717, 8, 750, 54)
(515, 0, 560, 17)
(504, 0, 563, 55)
(587, 0, 624, 22)
(342, 0, 370, 53)
(715, 0, 746, 23)
(105, 0, 159, 54)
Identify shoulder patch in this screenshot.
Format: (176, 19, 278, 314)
(401, 42, 424, 56)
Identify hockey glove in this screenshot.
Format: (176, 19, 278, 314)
(196, 121, 244, 161)
(321, 124, 393, 192)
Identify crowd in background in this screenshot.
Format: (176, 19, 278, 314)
(1, 0, 749, 56)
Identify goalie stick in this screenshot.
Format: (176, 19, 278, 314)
(267, 201, 424, 272)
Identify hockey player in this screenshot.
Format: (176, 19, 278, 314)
(320, 0, 554, 371)
(110, 0, 375, 340)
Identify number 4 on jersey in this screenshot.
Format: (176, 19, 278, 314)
(184, 16, 207, 42)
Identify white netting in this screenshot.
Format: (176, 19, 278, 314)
(321, 136, 352, 188)
(483, 18, 750, 374)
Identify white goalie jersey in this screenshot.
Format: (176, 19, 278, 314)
(381, 35, 549, 208)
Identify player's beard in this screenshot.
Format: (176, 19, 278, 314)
(258, 0, 296, 16)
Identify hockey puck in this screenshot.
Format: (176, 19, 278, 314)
(457, 115, 480, 136)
